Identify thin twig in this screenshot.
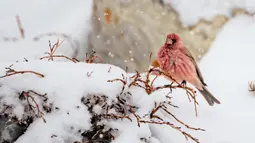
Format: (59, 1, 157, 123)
(21, 91, 47, 122)
(161, 106, 204, 131)
(0, 68, 44, 78)
(128, 104, 141, 127)
(139, 120, 200, 143)
(85, 50, 103, 63)
(149, 68, 199, 116)
(40, 55, 78, 63)
(103, 113, 132, 122)
(107, 74, 127, 95)
(16, 15, 25, 39)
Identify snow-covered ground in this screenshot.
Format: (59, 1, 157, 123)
(0, 0, 93, 60)
(164, 0, 255, 26)
(0, 62, 127, 143)
(1, 1, 255, 143)
(150, 15, 255, 143)
(0, 15, 255, 143)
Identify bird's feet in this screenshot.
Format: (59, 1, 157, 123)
(181, 80, 187, 87)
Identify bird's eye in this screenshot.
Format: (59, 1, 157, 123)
(172, 39, 176, 44)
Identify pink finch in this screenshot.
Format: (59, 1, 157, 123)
(155, 33, 220, 106)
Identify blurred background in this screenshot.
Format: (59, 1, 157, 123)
(0, 0, 254, 72)
(89, 0, 254, 72)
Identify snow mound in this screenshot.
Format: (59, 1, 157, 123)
(0, 59, 205, 143)
(0, 0, 93, 61)
(198, 15, 255, 143)
(151, 15, 255, 143)
(164, 0, 255, 26)
(0, 61, 127, 143)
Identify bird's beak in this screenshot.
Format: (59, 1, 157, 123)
(166, 38, 173, 45)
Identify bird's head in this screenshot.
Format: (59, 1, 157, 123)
(164, 33, 182, 49)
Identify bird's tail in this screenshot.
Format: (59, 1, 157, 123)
(197, 86, 221, 106)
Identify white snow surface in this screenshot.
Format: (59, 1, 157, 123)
(0, 60, 173, 143)
(1, 0, 255, 143)
(149, 15, 255, 143)
(1, 14, 255, 143)
(0, 61, 128, 143)
(197, 15, 255, 143)
(164, 0, 255, 26)
(0, 0, 93, 61)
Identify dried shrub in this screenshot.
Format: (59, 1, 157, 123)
(105, 62, 203, 142)
(0, 64, 44, 78)
(33, 32, 80, 58)
(18, 90, 48, 122)
(85, 50, 103, 63)
(40, 40, 79, 63)
(78, 81, 203, 143)
(0, 44, 203, 143)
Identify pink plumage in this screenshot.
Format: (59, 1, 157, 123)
(156, 33, 220, 106)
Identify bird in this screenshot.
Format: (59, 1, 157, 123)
(154, 33, 220, 106)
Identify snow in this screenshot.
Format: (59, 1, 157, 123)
(0, 58, 206, 143)
(164, 0, 255, 26)
(0, 60, 171, 143)
(0, 0, 92, 61)
(1, 1, 255, 143)
(0, 39, 78, 62)
(0, 61, 128, 143)
(197, 15, 255, 143)
(149, 15, 255, 143)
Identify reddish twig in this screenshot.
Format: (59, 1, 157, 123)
(149, 103, 164, 121)
(33, 32, 79, 57)
(16, 15, 25, 39)
(149, 68, 199, 116)
(27, 90, 48, 101)
(129, 70, 141, 87)
(85, 50, 103, 63)
(20, 90, 48, 122)
(39, 39, 79, 62)
(160, 106, 204, 131)
(127, 102, 202, 143)
(40, 55, 78, 63)
(0, 67, 44, 78)
(161, 97, 179, 108)
(107, 74, 127, 95)
(129, 67, 199, 116)
(151, 75, 159, 87)
(139, 120, 200, 143)
(128, 104, 141, 127)
(40, 40, 65, 61)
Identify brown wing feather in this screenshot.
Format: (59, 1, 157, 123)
(182, 47, 207, 86)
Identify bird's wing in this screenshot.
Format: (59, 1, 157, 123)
(182, 47, 207, 86)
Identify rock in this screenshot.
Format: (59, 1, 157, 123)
(89, 0, 252, 72)
(0, 115, 29, 143)
(89, 0, 226, 72)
